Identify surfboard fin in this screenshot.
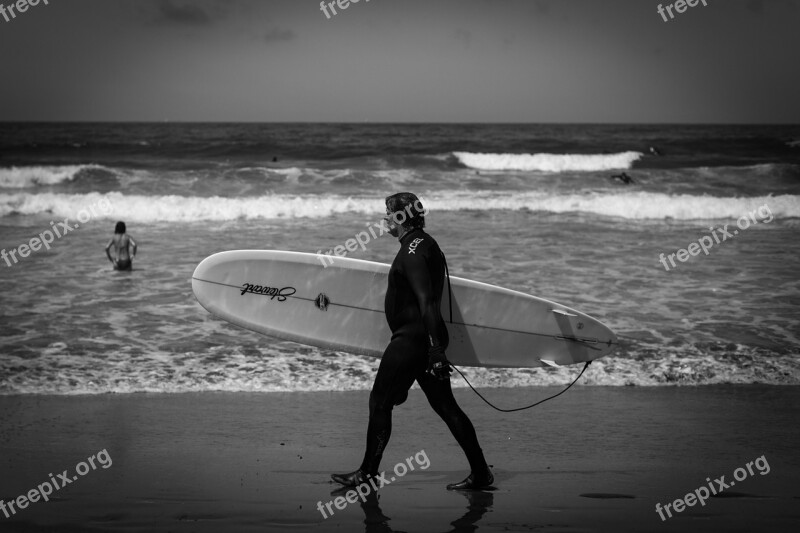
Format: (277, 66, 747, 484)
(539, 359, 559, 367)
(551, 309, 578, 317)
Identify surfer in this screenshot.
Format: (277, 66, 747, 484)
(105, 221, 137, 271)
(332, 192, 493, 491)
(611, 172, 635, 185)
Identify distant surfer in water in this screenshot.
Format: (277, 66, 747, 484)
(332, 192, 493, 491)
(611, 172, 635, 185)
(105, 221, 137, 271)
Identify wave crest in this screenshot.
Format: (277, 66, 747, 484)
(433, 191, 800, 221)
(453, 151, 643, 172)
(1, 191, 797, 222)
(0, 165, 107, 188)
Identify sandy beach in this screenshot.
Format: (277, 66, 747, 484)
(1, 385, 797, 532)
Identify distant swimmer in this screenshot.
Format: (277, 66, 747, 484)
(611, 172, 635, 185)
(272, 156, 278, 162)
(105, 221, 137, 271)
(649, 146, 661, 156)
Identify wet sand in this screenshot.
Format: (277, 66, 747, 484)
(0, 386, 798, 532)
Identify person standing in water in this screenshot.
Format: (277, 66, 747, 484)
(331, 192, 493, 491)
(105, 221, 137, 270)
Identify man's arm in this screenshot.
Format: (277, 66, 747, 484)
(405, 253, 446, 348)
(129, 236, 137, 258)
(404, 248, 451, 379)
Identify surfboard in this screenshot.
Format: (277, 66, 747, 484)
(191, 250, 618, 368)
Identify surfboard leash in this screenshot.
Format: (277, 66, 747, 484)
(441, 252, 591, 412)
(449, 361, 591, 413)
(443, 251, 454, 324)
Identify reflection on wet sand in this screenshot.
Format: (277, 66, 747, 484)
(330, 486, 494, 533)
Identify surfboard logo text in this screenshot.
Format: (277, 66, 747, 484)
(240, 283, 296, 301)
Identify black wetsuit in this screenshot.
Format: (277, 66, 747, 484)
(359, 228, 488, 476)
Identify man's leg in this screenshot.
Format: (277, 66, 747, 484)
(357, 388, 394, 477)
(332, 334, 418, 486)
(417, 372, 493, 489)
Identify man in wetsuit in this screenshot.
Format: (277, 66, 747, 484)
(332, 192, 493, 491)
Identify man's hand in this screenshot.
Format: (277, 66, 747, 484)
(427, 345, 452, 380)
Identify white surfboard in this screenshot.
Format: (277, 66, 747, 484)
(191, 250, 618, 368)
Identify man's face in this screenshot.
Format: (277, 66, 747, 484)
(384, 208, 400, 237)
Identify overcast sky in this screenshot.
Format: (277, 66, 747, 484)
(0, 0, 798, 122)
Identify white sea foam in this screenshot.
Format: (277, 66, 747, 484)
(0, 165, 106, 188)
(453, 151, 643, 172)
(2, 191, 797, 222)
(1, 347, 796, 395)
(429, 191, 800, 221)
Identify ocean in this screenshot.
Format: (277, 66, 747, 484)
(1, 122, 799, 394)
